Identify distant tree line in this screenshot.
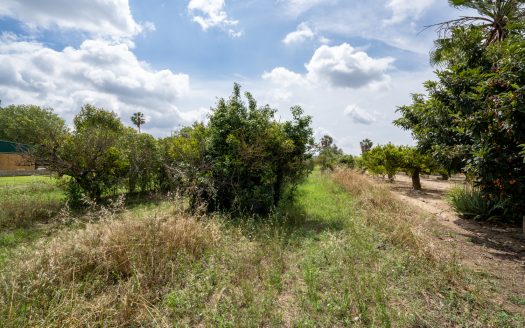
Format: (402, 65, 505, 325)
(0, 84, 314, 215)
(315, 135, 356, 172)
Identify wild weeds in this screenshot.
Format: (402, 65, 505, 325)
(328, 168, 522, 327)
(0, 179, 65, 229)
(0, 194, 63, 229)
(1, 171, 521, 327)
(0, 207, 220, 326)
(330, 168, 428, 254)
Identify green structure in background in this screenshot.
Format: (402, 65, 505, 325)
(0, 140, 29, 153)
(0, 140, 33, 172)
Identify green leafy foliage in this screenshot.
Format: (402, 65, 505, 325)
(122, 129, 162, 193)
(316, 135, 343, 171)
(0, 104, 66, 146)
(399, 146, 437, 190)
(162, 123, 212, 208)
(164, 84, 314, 215)
(447, 186, 507, 221)
(3, 85, 313, 216)
(397, 1, 525, 220)
(363, 143, 404, 182)
(54, 105, 129, 200)
(337, 154, 356, 169)
(35, 105, 164, 203)
(363, 144, 436, 190)
(397, 32, 525, 220)
(0, 104, 68, 165)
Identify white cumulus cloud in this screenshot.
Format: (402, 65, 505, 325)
(279, 0, 338, 17)
(0, 0, 151, 38)
(188, 0, 241, 37)
(385, 0, 436, 25)
(344, 104, 377, 125)
(0, 35, 196, 132)
(283, 23, 315, 45)
(305, 43, 394, 88)
(262, 67, 306, 88)
(263, 43, 394, 92)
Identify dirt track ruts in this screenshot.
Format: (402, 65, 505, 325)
(387, 174, 525, 314)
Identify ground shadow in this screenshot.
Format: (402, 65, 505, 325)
(281, 204, 346, 240)
(383, 173, 525, 273)
(453, 217, 525, 270)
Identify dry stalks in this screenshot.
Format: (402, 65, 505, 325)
(330, 168, 435, 258)
(0, 196, 63, 229)
(1, 206, 220, 326)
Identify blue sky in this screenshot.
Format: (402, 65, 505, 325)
(0, 0, 468, 153)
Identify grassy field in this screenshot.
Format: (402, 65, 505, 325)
(0, 175, 66, 224)
(0, 171, 522, 327)
(0, 175, 66, 266)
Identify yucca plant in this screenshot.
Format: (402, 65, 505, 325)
(447, 186, 507, 221)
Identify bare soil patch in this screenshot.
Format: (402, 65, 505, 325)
(385, 174, 525, 314)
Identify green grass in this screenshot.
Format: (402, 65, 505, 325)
(0, 171, 522, 327)
(0, 175, 56, 186)
(0, 175, 176, 268)
(0, 175, 66, 267)
(0, 175, 65, 230)
(0, 175, 66, 206)
(275, 171, 515, 327)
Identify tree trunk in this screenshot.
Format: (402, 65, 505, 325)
(273, 170, 284, 206)
(523, 216, 525, 238)
(411, 169, 422, 190)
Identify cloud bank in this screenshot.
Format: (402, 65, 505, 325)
(0, 35, 194, 132)
(0, 0, 152, 38)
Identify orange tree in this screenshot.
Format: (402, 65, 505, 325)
(163, 84, 314, 215)
(396, 23, 525, 220)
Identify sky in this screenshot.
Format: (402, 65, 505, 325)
(0, 0, 470, 154)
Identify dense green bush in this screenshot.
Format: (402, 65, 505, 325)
(122, 129, 163, 193)
(52, 105, 129, 200)
(0, 104, 68, 167)
(3, 86, 314, 216)
(164, 84, 314, 214)
(162, 123, 212, 208)
(447, 186, 507, 221)
(337, 154, 356, 169)
(395, 4, 525, 221)
(35, 105, 165, 203)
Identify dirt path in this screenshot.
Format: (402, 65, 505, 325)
(387, 174, 525, 313)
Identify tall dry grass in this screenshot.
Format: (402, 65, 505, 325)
(0, 197, 63, 229)
(330, 168, 433, 256)
(328, 169, 519, 326)
(0, 179, 65, 229)
(0, 208, 220, 326)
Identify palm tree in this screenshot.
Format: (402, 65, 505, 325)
(429, 0, 525, 65)
(360, 138, 373, 155)
(433, 0, 524, 43)
(131, 112, 146, 133)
